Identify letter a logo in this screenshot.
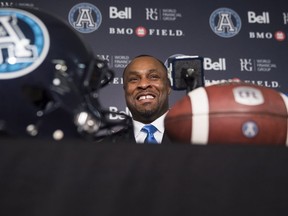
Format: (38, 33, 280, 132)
(68, 3, 102, 33)
(209, 8, 242, 38)
(0, 8, 49, 79)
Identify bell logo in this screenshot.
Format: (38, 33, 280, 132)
(109, 6, 132, 19)
(109, 107, 131, 120)
(204, 58, 226, 71)
(248, 11, 270, 24)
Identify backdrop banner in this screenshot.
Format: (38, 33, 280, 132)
(1, 0, 288, 124)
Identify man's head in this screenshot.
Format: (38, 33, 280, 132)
(123, 55, 171, 124)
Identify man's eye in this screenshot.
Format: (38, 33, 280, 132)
(128, 77, 138, 82)
(150, 74, 160, 80)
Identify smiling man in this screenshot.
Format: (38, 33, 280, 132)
(109, 55, 172, 144)
(122, 55, 171, 144)
(123, 55, 171, 122)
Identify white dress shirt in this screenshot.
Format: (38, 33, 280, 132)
(133, 112, 167, 144)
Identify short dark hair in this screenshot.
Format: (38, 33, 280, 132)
(122, 54, 167, 78)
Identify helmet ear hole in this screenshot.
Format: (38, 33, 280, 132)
(22, 85, 54, 111)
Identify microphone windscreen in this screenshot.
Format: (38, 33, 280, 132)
(166, 55, 204, 91)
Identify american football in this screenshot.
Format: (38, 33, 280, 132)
(164, 82, 288, 145)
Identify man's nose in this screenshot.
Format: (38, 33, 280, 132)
(138, 78, 150, 89)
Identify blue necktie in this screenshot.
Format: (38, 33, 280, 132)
(141, 124, 158, 144)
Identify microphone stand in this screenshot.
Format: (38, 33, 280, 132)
(181, 68, 198, 93)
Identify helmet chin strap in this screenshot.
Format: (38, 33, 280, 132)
(77, 58, 132, 139)
(35, 58, 132, 140)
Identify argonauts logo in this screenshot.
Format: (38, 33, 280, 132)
(0, 8, 49, 79)
(209, 8, 242, 38)
(242, 121, 259, 138)
(68, 3, 102, 33)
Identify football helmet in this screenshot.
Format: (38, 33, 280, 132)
(0, 7, 130, 140)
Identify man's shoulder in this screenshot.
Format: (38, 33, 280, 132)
(103, 126, 136, 145)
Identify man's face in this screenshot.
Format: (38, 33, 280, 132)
(123, 56, 171, 124)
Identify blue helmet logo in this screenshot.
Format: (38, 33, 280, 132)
(242, 121, 259, 138)
(0, 8, 50, 79)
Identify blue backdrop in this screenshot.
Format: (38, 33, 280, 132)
(3, 0, 288, 120)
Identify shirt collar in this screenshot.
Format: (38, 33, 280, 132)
(132, 112, 168, 136)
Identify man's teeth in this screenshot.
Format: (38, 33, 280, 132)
(139, 95, 154, 100)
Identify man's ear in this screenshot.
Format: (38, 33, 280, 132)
(122, 79, 126, 90)
(167, 78, 172, 95)
(168, 85, 172, 95)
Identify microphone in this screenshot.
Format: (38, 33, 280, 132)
(165, 54, 205, 92)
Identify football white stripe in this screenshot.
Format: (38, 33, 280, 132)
(280, 93, 288, 146)
(188, 87, 209, 145)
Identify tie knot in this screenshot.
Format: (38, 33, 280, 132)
(141, 124, 157, 134)
(141, 125, 158, 144)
